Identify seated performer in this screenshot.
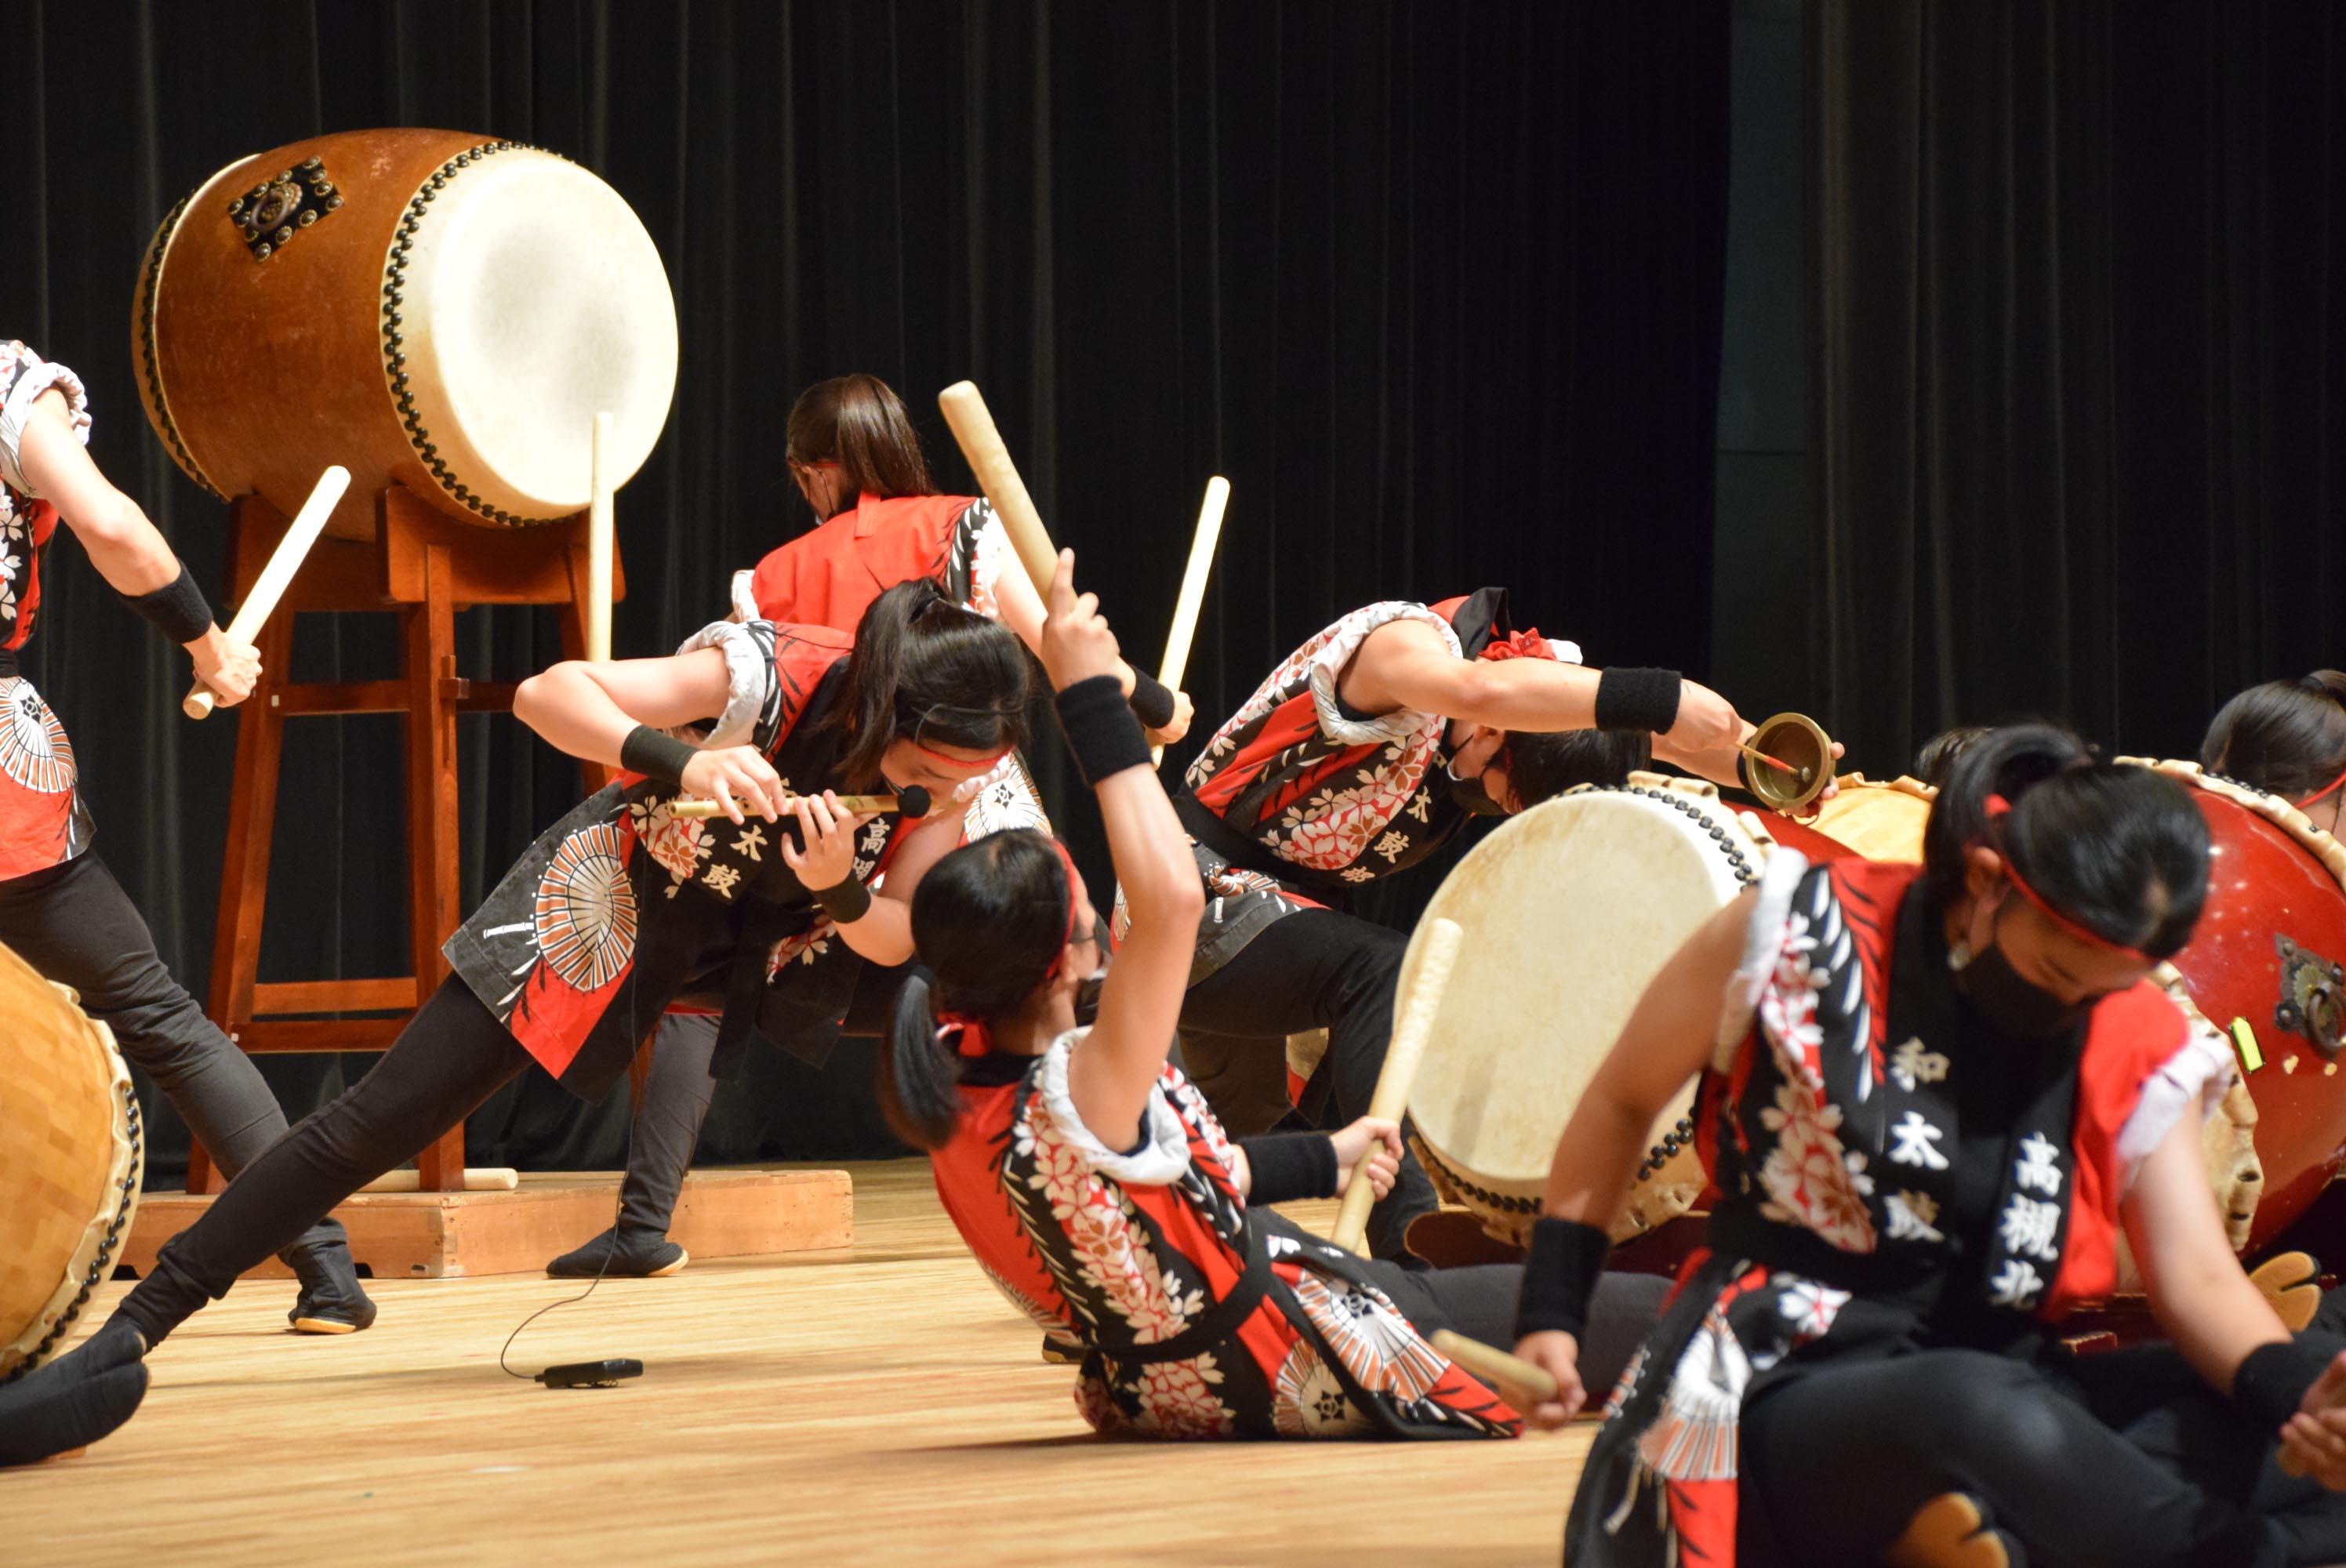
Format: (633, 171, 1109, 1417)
(1168, 591, 1759, 1259)
(546, 372, 1189, 1277)
(2202, 670, 2346, 836)
(0, 579, 1033, 1465)
(880, 550, 1665, 1437)
(0, 342, 371, 1336)
(1513, 724, 2346, 1566)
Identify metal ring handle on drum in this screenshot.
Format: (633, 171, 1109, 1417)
(379, 140, 578, 529)
(2, 1084, 142, 1384)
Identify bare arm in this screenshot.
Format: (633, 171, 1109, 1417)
(513, 648, 739, 763)
(18, 388, 262, 702)
(2129, 1109, 2290, 1392)
(1024, 551, 1207, 1152)
(1542, 892, 1752, 1226)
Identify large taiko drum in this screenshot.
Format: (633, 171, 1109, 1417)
(133, 129, 678, 541)
(1752, 773, 1936, 866)
(2123, 760, 2346, 1254)
(1, 941, 143, 1382)
(1400, 775, 1766, 1246)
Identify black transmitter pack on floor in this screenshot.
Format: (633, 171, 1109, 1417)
(534, 1358, 643, 1389)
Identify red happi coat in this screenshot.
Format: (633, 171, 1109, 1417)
(744, 491, 1044, 848)
(0, 341, 96, 881)
(930, 1028, 1521, 1440)
(441, 619, 921, 1098)
(1567, 854, 2232, 1566)
(745, 493, 1003, 631)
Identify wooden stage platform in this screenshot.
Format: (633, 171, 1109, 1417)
(7, 1162, 1591, 1567)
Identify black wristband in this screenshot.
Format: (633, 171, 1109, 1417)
(2233, 1338, 2343, 1432)
(1593, 666, 1683, 735)
(1513, 1216, 1611, 1342)
(621, 724, 699, 789)
(811, 873, 873, 925)
(1237, 1134, 1341, 1206)
(1053, 673, 1153, 786)
(123, 562, 215, 644)
(1127, 669, 1177, 730)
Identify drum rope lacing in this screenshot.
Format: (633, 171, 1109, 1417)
(135, 187, 223, 503)
(380, 140, 575, 528)
(2, 1083, 141, 1383)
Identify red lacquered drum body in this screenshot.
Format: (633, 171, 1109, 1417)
(2137, 762, 2346, 1254)
(132, 129, 677, 541)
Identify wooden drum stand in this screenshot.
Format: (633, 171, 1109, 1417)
(188, 485, 619, 1194)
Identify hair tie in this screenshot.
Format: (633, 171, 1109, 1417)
(1043, 840, 1084, 981)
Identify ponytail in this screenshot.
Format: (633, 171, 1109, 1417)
(834, 579, 1031, 788)
(786, 374, 935, 501)
(2201, 671, 2346, 800)
(1925, 723, 2210, 960)
(878, 971, 967, 1150)
(876, 831, 1079, 1149)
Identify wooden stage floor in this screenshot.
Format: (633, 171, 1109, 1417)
(8, 1162, 1589, 1566)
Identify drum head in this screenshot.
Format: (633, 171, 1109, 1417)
(1403, 782, 1760, 1194)
(1806, 775, 1934, 863)
(405, 151, 679, 520)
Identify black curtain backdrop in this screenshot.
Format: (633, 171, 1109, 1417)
(1762, 1, 2344, 772)
(0, 2, 1730, 1177)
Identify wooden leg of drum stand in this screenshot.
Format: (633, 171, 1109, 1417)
(405, 541, 467, 1193)
(194, 531, 296, 1196)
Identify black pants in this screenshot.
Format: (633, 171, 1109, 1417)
(1742, 1345, 2346, 1568)
(0, 852, 353, 1269)
(121, 975, 530, 1345)
(1176, 908, 1436, 1261)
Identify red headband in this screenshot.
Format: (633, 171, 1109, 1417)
(910, 739, 1012, 770)
(2297, 760, 2346, 811)
(1477, 627, 1560, 664)
(1982, 794, 2155, 964)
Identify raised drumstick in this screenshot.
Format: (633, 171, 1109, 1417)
(183, 465, 349, 719)
(668, 785, 932, 821)
(587, 411, 615, 662)
(1328, 915, 1464, 1254)
(1150, 476, 1229, 766)
(1430, 1329, 1562, 1405)
(937, 382, 1059, 597)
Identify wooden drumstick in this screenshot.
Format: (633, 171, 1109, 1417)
(937, 381, 1059, 596)
(1430, 1329, 1562, 1404)
(1329, 915, 1465, 1254)
(183, 465, 349, 720)
(587, 411, 615, 662)
(1150, 476, 1229, 766)
(668, 786, 930, 820)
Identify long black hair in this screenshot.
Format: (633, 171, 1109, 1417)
(833, 579, 1030, 789)
(1922, 724, 2210, 960)
(2201, 671, 2346, 800)
(786, 373, 936, 501)
(878, 830, 1073, 1150)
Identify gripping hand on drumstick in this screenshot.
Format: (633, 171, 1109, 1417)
(678, 746, 790, 826)
(1511, 1331, 1588, 1429)
(777, 789, 878, 887)
(1329, 1116, 1405, 1204)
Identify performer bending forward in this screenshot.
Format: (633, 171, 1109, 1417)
(1514, 724, 2346, 1566)
(547, 372, 1191, 1277)
(0, 580, 1029, 1464)
(2202, 670, 2346, 835)
(1168, 590, 1758, 1258)
(880, 552, 1665, 1439)
(0, 341, 370, 1333)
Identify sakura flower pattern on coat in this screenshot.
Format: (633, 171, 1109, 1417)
(928, 1032, 1520, 1442)
(1566, 852, 2236, 1567)
(0, 342, 96, 880)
